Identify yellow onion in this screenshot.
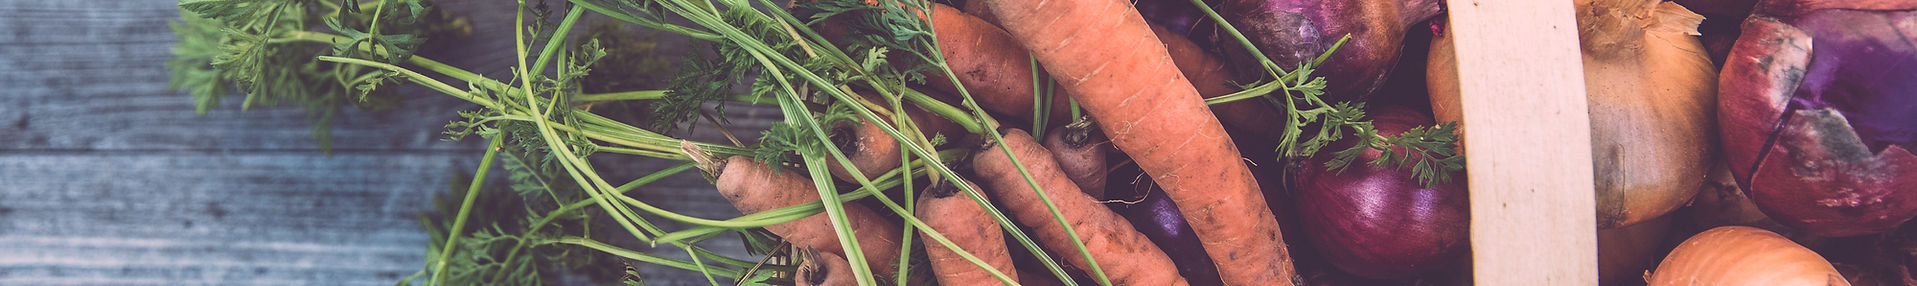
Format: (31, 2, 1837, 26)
(1428, 0, 1718, 228)
(1648, 226, 1849, 285)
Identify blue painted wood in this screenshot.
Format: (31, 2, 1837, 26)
(0, 1, 778, 285)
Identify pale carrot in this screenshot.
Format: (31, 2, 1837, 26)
(973, 129, 1191, 286)
(916, 179, 1020, 285)
(978, 0, 1299, 284)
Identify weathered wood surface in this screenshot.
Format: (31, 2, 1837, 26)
(0, 1, 773, 285)
(1443, 0, 1599, 284)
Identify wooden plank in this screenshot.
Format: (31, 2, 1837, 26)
(0, 0, 799, 284)
(1443, 0, 1599, 284)
(0, 152, 471, 285)
(0, 0, 480, 152)
(0, 152, 759, 285)
(0, 0, 713, 152)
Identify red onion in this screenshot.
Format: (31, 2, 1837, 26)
(1718, 1, 1917, 237)
(1292, 105, 1468, 279)
(1220, 0, 1445, 101)
(1106, 165, 1228, 286)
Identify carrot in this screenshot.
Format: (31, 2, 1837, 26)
(1042, 119, 1112, 199)
(916, 179, 1020, 285)
(821, 4, 1278, 135)
(917, 4, 1075, 127)
(978, 0, 1299, 285)
(1151, 24, 1287, 142)
(697, 155, 907, 282)
(951, 3, 1284, 139)
(797, 247, 859, 286)
(826, 119, 905, 183)
(972, 129, 1190, 286)
(825, 91, 969, 183)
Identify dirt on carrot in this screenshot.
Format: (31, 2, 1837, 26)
(916, 179, 1019, 285)
(978, 0, 1300, 284)
(972, 129, 1191, 286)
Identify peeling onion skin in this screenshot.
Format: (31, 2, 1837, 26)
(1717, 4, 1917, 237)
(1648, 226, 1851, 286)
(1293, 106, 1468, 279)
(1429, 0, 1718, 229)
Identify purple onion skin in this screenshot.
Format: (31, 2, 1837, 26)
(1293, 106, 1468, 279)
(1718, 5, 1917, 237)
(1783, 12, 1917, 150)
(1219, 0, 1444, 102)
(1118, 191, 1227, 286)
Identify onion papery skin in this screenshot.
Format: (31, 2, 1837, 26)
(1430, 0, 1718, 229)
(1648, 226, 1850, 286)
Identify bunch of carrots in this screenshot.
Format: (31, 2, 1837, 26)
(172, 0, 1456, 285)
(694, 1, 1297, 284)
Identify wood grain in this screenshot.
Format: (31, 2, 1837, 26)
(1442, 0, 1600, 284)
(0, 153, 470, 285)
(0, 0, 773, 285)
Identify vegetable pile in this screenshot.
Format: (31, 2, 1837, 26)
(166, 0, 1917, 284)
(1715, 0, 1917, 238)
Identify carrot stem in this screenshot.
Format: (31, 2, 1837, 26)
(428, 134, 504, 286)
(555, 237, 744, 278)
(529, 5, 586, 76)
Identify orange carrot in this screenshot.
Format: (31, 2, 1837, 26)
(916, 179, 1019, 285)
(951, 4, 1283, 138)
(825, 91, 969, 183)
(826, 119, 905, 183)
(973, 129, 1190, 286)
(804, 3, 1070, 127)
(697, 155, 907, 281)
(918, 4, 1075, 127)
(978, 0, 1298, 284)
(1152, 24, 1287, 141)
(796, 247, 859, 286)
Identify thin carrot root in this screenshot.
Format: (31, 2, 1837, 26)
(979, 0, 1300, 284)
(973, 129, 1191, 286)
(917, 179, 1020, 285)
